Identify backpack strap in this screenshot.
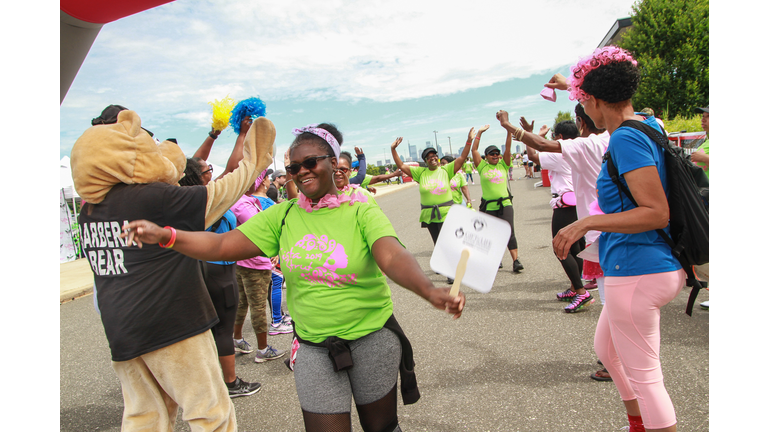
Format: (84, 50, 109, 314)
(607, 119, 704, 316)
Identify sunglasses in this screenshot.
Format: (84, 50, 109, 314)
(336, 167, 351, 174)
(201, 164, 213, 175)
(488, 151, 501, 156)
(286, 155, 332, 175)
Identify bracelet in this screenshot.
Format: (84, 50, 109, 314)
(474, 136, 481, 140)
(515, 128, 525, 141)
(159, 226, 177, 249)
(209, 131, 218, 139)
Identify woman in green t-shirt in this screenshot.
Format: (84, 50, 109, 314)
(441, 155, 472, 207)
(471, 125, 524, 272)
(391, 131, 473, 245)
(121, 122, 465, 432)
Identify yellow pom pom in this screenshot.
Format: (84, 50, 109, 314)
(208, 95, 236, 132)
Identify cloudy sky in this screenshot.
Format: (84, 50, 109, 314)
(60, 0, 638, 174)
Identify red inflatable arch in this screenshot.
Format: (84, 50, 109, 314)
(60, 0, 175, 103)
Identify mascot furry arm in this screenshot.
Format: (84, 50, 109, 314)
(71, 110, 275, 228)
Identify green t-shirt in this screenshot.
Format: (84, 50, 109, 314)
(696, 138, 709, 178)
(237, 198, 397, 343)
(462, 161, 474, 174)
(449, 171, 467, 204)
(477, 159, 512, 211)
(361, 174, 373, 188)
(410, 161, 456, 223)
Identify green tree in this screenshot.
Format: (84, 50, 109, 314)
(618, 0, 709, 117)
(554, 110, 573, 127)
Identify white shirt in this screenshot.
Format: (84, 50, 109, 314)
(558, 131, 611, 244)
(539, 152, 573, 210)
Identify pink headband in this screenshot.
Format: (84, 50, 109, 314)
(567, 46, 637, 102)
(292, 124, 340, 160)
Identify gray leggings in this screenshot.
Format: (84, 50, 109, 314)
(294, 327, 401, 414)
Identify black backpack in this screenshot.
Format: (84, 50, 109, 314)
(604, 119, 709, 316)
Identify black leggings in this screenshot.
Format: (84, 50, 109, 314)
(201, 262, 239, 356)
(551, 206, 585, 289)
(424, 222, 443, 245)
(480, 204, 518, 250)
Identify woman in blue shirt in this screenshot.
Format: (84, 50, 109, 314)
(550, 47, 685, 432)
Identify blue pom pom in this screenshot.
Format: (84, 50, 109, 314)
(352, 161, 359, 168)
(229, 97, 267, 133)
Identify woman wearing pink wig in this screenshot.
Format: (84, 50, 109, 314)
(547, 47, 685, 432)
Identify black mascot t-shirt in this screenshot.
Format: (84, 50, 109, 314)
(79, 182, 217, 362)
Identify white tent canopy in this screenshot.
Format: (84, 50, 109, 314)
(60, 156, 79, 199)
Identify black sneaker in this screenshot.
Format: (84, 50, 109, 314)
(227, 377, 261, 398)
(447, 278, 455, 284)
(513, 259, 524, 273)
(499, 262, 503, 269)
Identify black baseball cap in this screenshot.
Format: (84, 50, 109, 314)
(484, 145, 501, 156)
(421, 147, 438, 160)
(694, 106, 709, 113)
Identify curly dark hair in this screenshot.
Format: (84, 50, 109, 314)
(440, 155, 454, 163)
(179, 157, 205, 187)
(553, 120, 579, 140)
(574, 103, 605, 134)
(581, 61, 640, 103)
(289, 123, 343, 157)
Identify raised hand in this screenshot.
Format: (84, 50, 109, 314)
(478, 124, 490, 134)
(544, 73, 568, 90)
(538, 124, 550, 137)
(354, 146, 364, 155)
(520, 117, 534, 133)
(390, 137, 403, 150)
(467, 127, 476, 141)
(496, 110, 510, 126)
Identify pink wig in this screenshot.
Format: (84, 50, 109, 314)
(566, 46, 637, 102)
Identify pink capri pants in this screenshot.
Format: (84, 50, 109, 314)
(594, 268, 685, 430)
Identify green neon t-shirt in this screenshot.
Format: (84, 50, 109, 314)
(696, 138, 709, 178)
(360, 174, 373, 188)
(449, 171, 467, 204)
(237, 197, 398, 343)
(410, 161, 455, 223)
(477, 159, 512, 211)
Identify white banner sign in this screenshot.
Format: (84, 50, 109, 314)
(430, 205, 511, 293)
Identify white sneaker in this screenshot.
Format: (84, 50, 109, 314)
(700, 301, 709, 309)
(268, 319, 293, 335)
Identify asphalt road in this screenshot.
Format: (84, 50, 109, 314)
(60, 174, 709, 431)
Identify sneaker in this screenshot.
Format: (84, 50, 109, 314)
(227, 377, 261, 398)
(583, 281, 598, 290)
(447, 278, 455, 284)
(700, 300, 709, 309)
(234, 338, 253, 354)
(254, 345, 287, 363)
(282, 314, 292, 324)
(556, 288, 578, 302)
(564, 292, 594, 313)
(513, 259, 524, 273)
(499, 262, 503, 269)
(268, 319, 293, 335)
